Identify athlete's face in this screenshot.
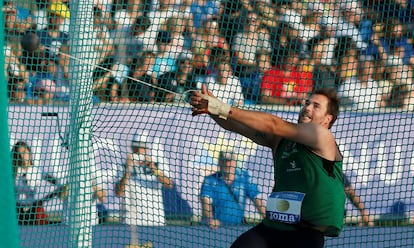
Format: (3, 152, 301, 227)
(298, 94, 333, 128)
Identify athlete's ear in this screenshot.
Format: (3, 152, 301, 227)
(325, 114, 333, 127)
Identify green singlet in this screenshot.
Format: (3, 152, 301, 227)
(263, 139, 346, 237)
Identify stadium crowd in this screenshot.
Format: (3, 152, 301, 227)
(3, 0, 414, 109)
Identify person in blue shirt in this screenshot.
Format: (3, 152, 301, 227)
(200, 149, 266, 229)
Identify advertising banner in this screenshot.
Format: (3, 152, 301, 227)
(8, 105, 414, 218)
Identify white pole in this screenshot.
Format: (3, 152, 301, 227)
(66, 0, 95, 247)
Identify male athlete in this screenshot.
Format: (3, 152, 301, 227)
(189, 85, 345, 247)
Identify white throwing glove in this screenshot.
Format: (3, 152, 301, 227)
(200, 93, 231, 120)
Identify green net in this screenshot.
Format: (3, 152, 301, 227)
(3, 0, 414, 247)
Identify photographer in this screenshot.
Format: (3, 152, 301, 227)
(115, 131, 173, 226)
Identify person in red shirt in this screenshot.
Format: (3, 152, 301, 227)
(261, 41, 313, 106)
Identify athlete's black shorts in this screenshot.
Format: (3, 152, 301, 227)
(230, 222, 325, 248)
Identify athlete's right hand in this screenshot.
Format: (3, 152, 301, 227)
(190, 84, 212, 116)
(190, 84, 231, 119)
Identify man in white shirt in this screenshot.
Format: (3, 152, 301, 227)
(116, 131, 173, 226)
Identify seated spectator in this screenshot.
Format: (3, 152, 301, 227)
(8, 76, 27, 104)
(200, 149, 266, 229)
(110, 61, 131, 103)
(156, 74, 177, 103)
(92, 56, 117, 102)
(315, 0, 369, 51)
(205, 59, 244, 106)
(12, 141, 65, 225)
(204, 19, 230, 54)
(231, 11, 272, 103)
(3, 0, 33, 51)
(23, 49, 69, 104)
(191, 19, 230, 79)
(260, 40, 313, 106)
(112, 0, 145, 30)
(92, 62, 133, 103)
(130, 15, 155, 53)
(36, 1, 70, 53)
(153, 51, 199, 103)
(163, 12, 195, 53)
(370, 18, 414, 110)
(5, 46, 30, 104)
(277, 0, 321, 44)
(128, 50, 157, 102)
(33, 78, 57, 105)
(93, 5, 115, 66)
(144, 0, 180, 50)
(215, 1, 246, 46)
(307, 36, 340, 90)
(175, 0, 197, 48)
(337, 42, 388, 110)
(35, 1, 71, 79)
(151, 31, 180, 100)
(153, 30, 178, 75)
(190, 0, 220, 30)
(173, 51, 199, 95)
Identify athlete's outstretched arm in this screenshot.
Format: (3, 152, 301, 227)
(190, 85, 334, 153)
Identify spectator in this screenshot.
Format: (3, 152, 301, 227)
(93, 5, 115, 66)
(190, 0, 220, 30)
(115, 131, 174, 226)
(260, 40, 313, 106)
(204, 19, 230, 54)
(163, 15, 187, 55)
(176, 0, 197, 49)
(24, 50, 70, 104)
(315, 0, 369, 51)
(231, 11, 272, 103)
(152, 31, 180, 102)
(35, 1, 71, 79)
(92, 56, 117, 102)
(5, 46, 30, 104)
(343, 174, 374, 227)
(277, 0, 321, 44)
(371, 27, 414, 110)
(200, 149, 266, 229)
(129, 15, 154, 51)
(218, 0, 251, 44)
(110, 61, 132, 102)
(205, 59, 245, 106)
(33, 78, 57, 105)
(32, 0, 71, 33)
(337, 48, 386, 110)
(191, 19, 230, 79)
(360, 54, 389, 107)
(173, 51, 199, 95)
(3, 0, 33, 55)
(163, 11, 195, 52)
(366, 18, 414, 62)
(35, 1, 70, 54)
(128, 51, 157, 102)
(154, 51, 199, 103)
(12, 141, 64, 225)
(144, 0, 180, 50)
(152, 30, 177, 77)
(112, 0, 145, 29)
(307, 36, 340, 90)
